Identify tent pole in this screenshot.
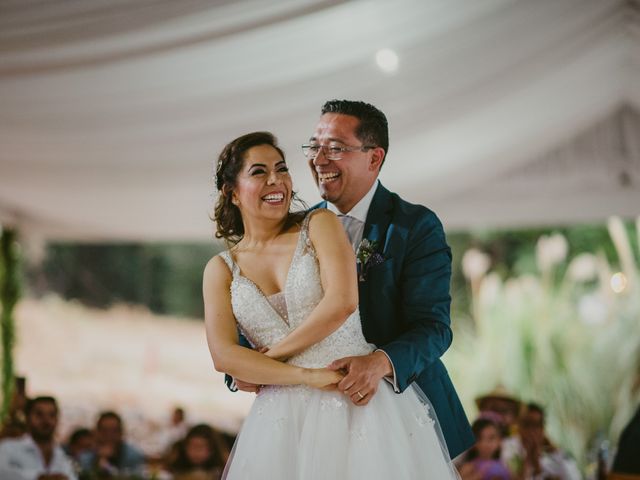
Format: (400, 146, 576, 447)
(0, 227, 19, 423)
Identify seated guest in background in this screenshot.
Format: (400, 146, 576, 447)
(612, 403, 640, 475)
(168, 424, 229, 480)
(79, 410, 145, 477)
(64, 428, 94, 464)
(0, 395, 77, 480)
(158, 406, 189, 456)
(476, 387, 522, 437)
(459, 417, 511, 480)
(476, 386, 524, 474)
(503, 403, 581, 480)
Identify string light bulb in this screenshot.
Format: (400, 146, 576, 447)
(376, 48, 399, 73)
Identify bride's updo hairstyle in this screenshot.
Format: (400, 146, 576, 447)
(213, 131, 305, 245)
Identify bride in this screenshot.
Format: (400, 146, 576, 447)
(203, 131, 460, 479)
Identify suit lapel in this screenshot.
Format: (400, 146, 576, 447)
(362, 183, 394, 254)
(358, 183, 394, 316)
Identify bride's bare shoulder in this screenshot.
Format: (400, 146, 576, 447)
(203, 254, 232, 286)
(306, 209, 345, 249)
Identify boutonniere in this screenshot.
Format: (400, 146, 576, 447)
(355, 238, 385, 281)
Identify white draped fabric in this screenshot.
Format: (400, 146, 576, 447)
(0, 0, 638, 241)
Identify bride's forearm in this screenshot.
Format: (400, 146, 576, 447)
(267, 295, 356, 360)
(213, 343, 306, 385)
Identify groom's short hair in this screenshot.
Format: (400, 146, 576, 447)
(321, 100, 389, 165)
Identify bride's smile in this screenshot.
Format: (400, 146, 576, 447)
(261, 190, 286, 205)
(232, 144, 293, 224)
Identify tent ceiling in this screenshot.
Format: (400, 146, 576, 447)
(440, 106, 640, 229)
(0, 0, 639, 241)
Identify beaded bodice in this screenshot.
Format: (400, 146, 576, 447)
(219, 211, 372, 368)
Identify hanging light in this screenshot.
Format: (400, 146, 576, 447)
(375, 48, 399, 73)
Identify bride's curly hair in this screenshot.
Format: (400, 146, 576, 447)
(213, 131, 306, 245)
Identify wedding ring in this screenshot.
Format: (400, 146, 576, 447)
(357, 391, 364, 399)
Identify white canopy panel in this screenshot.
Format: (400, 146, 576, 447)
(0, 0, 638, 241)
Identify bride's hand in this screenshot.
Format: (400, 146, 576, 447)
(303, 368, 344, 390)
(262, 346, 289, 362)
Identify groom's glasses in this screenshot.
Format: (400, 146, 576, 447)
(301, 143, 376, 161)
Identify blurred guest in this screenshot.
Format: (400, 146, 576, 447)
(64, 428, 94, 463)
(158, 406, 189, 455)
(219, 431, 236, 453)
(503, 403, 581, 480)
(459, 417, 511, 480)
(611, 403, 640, 474)
(171, 407, 187, 434)
(168, 424, 228, 480)
(476, 386, 524, 473)
(79, 411, 144, 477)
(0, 395, 77, 480)
(476, 387, 522, 436)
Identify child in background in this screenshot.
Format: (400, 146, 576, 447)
(459, 417, 512, 480)
(168, 424, 229, 480)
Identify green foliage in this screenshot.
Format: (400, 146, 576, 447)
(0, 228, 20, 421)
(39, 242, 222, 318)
(445, 218, 640, 471)
(448, 222, 637, 325)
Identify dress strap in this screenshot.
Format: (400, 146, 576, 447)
(218, 250, 238, 276)
(300, 208, 326, 254)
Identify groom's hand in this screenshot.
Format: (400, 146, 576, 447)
(234, 378, 262, 393)
(328, 351, 392, 406)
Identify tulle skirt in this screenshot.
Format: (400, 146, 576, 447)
(223, 381, 459, 479)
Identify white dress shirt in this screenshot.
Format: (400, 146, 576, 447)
(501, 436, 582, 480)
(326, 179, 378, 248)
(0, 435, 77, 480)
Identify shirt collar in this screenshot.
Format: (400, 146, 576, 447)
(24, 434, 61, 454)
(23, 434, 38, 450)
(326, 179, 378, 223)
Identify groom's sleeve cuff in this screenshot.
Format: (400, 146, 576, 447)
(229, 378, 238, 392)
(375, 349, 400, 393)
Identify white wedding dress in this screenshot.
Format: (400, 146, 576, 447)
(219, 212, 459, 479)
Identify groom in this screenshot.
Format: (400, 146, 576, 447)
(308, 99, 472, 458)
(232, 99, 473, 459)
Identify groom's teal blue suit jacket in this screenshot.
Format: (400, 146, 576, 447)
(317, 183, 473, 458)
